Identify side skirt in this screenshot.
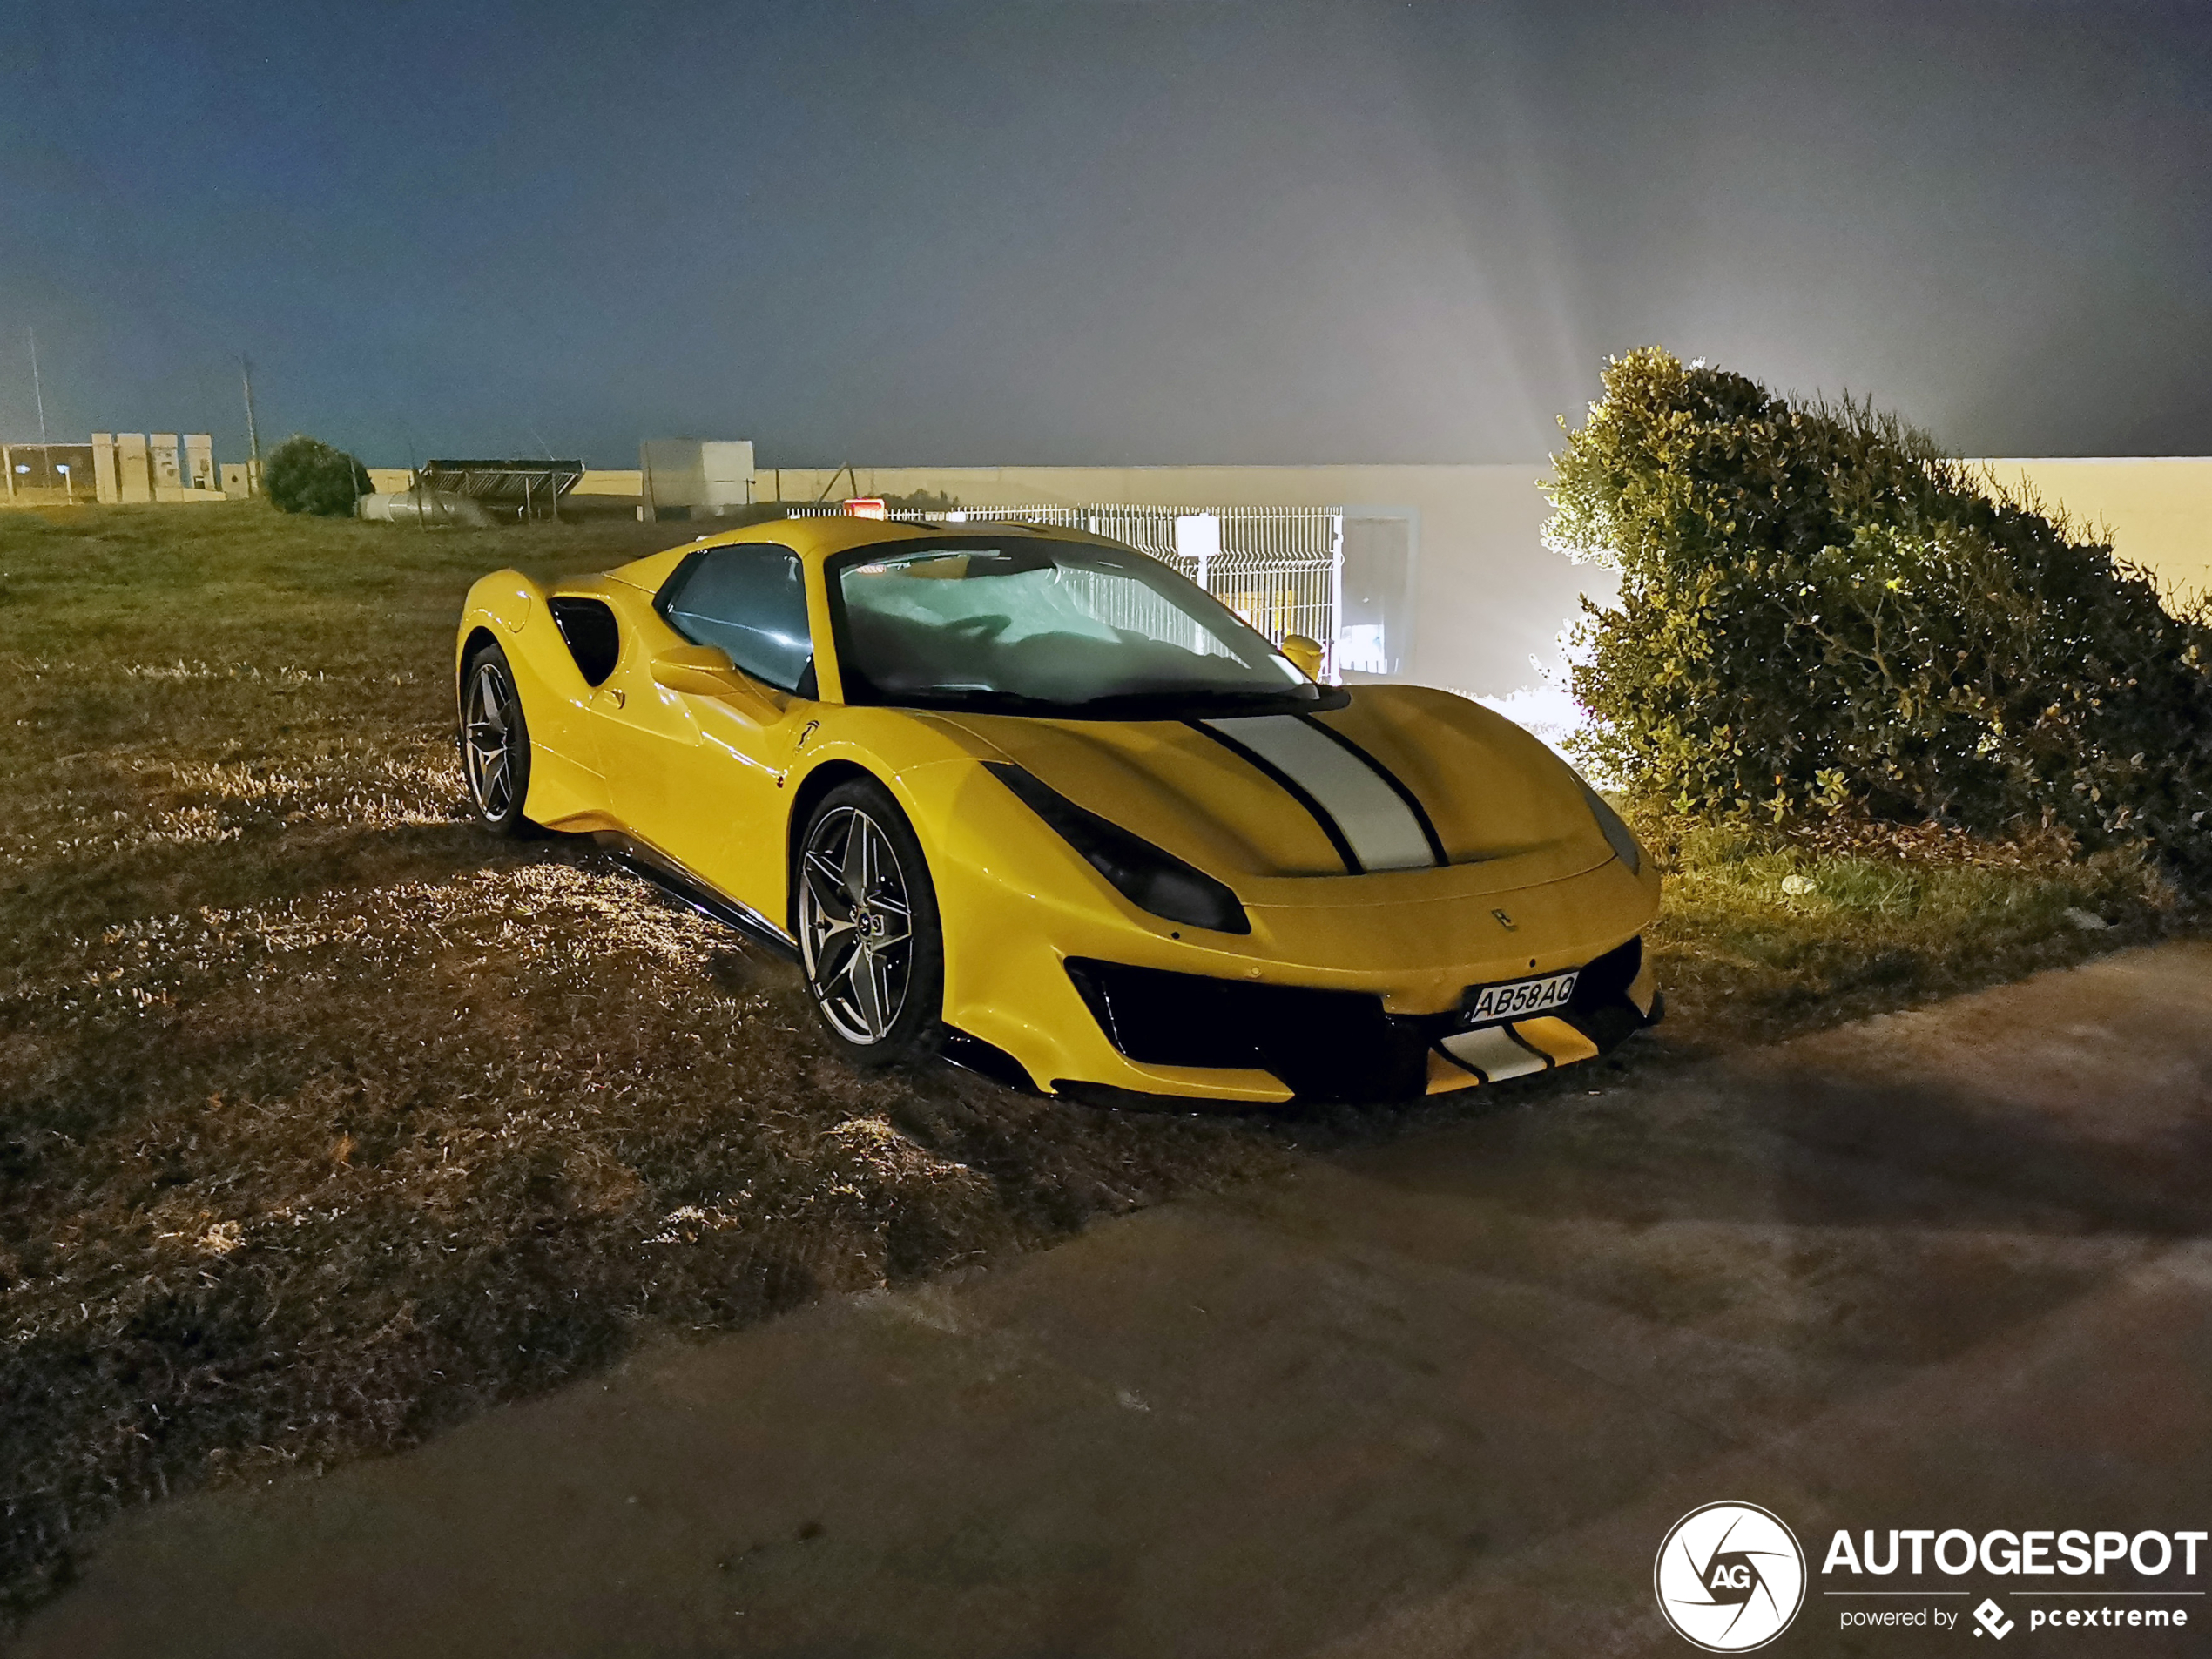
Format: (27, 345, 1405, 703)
(591, 835, 1042, 1096)
(592, 832, 800, 961)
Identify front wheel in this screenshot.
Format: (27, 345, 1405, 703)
(796, 778, 945, 1068)
(460, 643, 536, 837)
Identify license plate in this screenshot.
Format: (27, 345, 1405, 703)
(1460, 968, 1579, 1028)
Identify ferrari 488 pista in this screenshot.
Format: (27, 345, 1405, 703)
(455, 515, 1659, 1106)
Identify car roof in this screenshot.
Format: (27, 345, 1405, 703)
(604, 513, 1090, 593)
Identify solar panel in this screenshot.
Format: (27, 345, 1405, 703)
(417, 459, 584, 518)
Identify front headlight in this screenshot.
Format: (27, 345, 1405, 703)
(1575, 777, 1643, 875)
(984, 761, 1251, 934)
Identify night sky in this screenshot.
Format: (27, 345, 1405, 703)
(4, 1, 2209, 469)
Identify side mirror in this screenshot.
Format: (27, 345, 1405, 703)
(650, 645, 779, 719)
(650, 643, 742, 695)
(1279, 634, 1325, 681)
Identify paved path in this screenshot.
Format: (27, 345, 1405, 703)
(20, 944, 2212, 1657)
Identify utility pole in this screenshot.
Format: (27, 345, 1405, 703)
(28, 329, 49, 489)
(239, 354, 262, 491)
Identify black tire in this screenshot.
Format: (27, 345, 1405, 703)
(459, 641, 538, 837)
(795, 777, 945, 1069)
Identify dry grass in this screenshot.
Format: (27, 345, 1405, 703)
(0, 502, 2195, 1622)
(1635, 810, 2194, 1052)
(0, 504, 1282, 1619)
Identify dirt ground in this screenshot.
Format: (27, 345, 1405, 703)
(15, 941, 2210, 1657)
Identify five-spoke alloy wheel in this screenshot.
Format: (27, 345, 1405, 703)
(798, 779, 944, 1065)
(461, 643, 535, 837)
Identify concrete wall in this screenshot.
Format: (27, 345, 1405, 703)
(1980, 458, 2212, 608)
(572, 469, 644, 497)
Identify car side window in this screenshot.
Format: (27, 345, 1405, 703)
(658, 546, 814, 694)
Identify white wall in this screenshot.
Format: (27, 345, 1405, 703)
(1979, 458, 2212, 609)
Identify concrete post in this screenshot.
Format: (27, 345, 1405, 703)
(150, 435, 182, 492)
(185, 434, 214, 491)
(92, 434, 118, 502)
(117, 433, 152, 502)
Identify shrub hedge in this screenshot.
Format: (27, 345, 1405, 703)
(263, 435, 371, 517)
(1545, 348, 2212, 876)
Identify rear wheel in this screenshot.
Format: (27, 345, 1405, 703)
(797, 778, 945, 1068)
(460, 643, 536, 836)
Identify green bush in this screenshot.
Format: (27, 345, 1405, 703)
(1546, 348, 2212, 876)
(263, 435, 371, 517)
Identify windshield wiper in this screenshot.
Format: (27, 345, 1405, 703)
(866, 685, 1336, 718)
(1070, 686, 1320, 717)
(879, 688, 1070, 713)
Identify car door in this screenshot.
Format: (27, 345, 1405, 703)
(592, 544, 819, 922)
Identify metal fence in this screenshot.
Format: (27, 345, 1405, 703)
(786, 503, 1347, 672)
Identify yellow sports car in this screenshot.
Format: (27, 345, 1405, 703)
(455, 515, 1660, 1106)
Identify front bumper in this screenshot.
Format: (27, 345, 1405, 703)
(910, 758, 1663, 1106)
(1051, 936, 1659, 1107)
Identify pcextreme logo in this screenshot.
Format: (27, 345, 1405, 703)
(1821, 1527, 2203, 1639)
(1655, 1501, 1809, 1652)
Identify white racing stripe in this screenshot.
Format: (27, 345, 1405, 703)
(1440, 1025, 1549, 1082)
(1203, 715, 1435, 872)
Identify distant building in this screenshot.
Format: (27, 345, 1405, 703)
(2, 442, 93, 502)
(90, 433, 227, 504)
(640, 439, 756, 521)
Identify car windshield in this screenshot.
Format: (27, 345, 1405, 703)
(828, 536, 1333, 717)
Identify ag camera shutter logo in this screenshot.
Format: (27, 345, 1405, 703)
(1655, 1501, 1807, 1651)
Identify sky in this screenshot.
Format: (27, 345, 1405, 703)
(3, 0, 2209, 469)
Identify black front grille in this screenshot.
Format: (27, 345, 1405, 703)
(1565, 935, 1645, 1052)
(1064, 934, 1653, 1105)
(1568, 935, 1641, 1010)
(1063, 959, 1428, 1103)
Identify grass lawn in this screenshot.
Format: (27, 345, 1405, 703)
(0, 502, 2195, 1620)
